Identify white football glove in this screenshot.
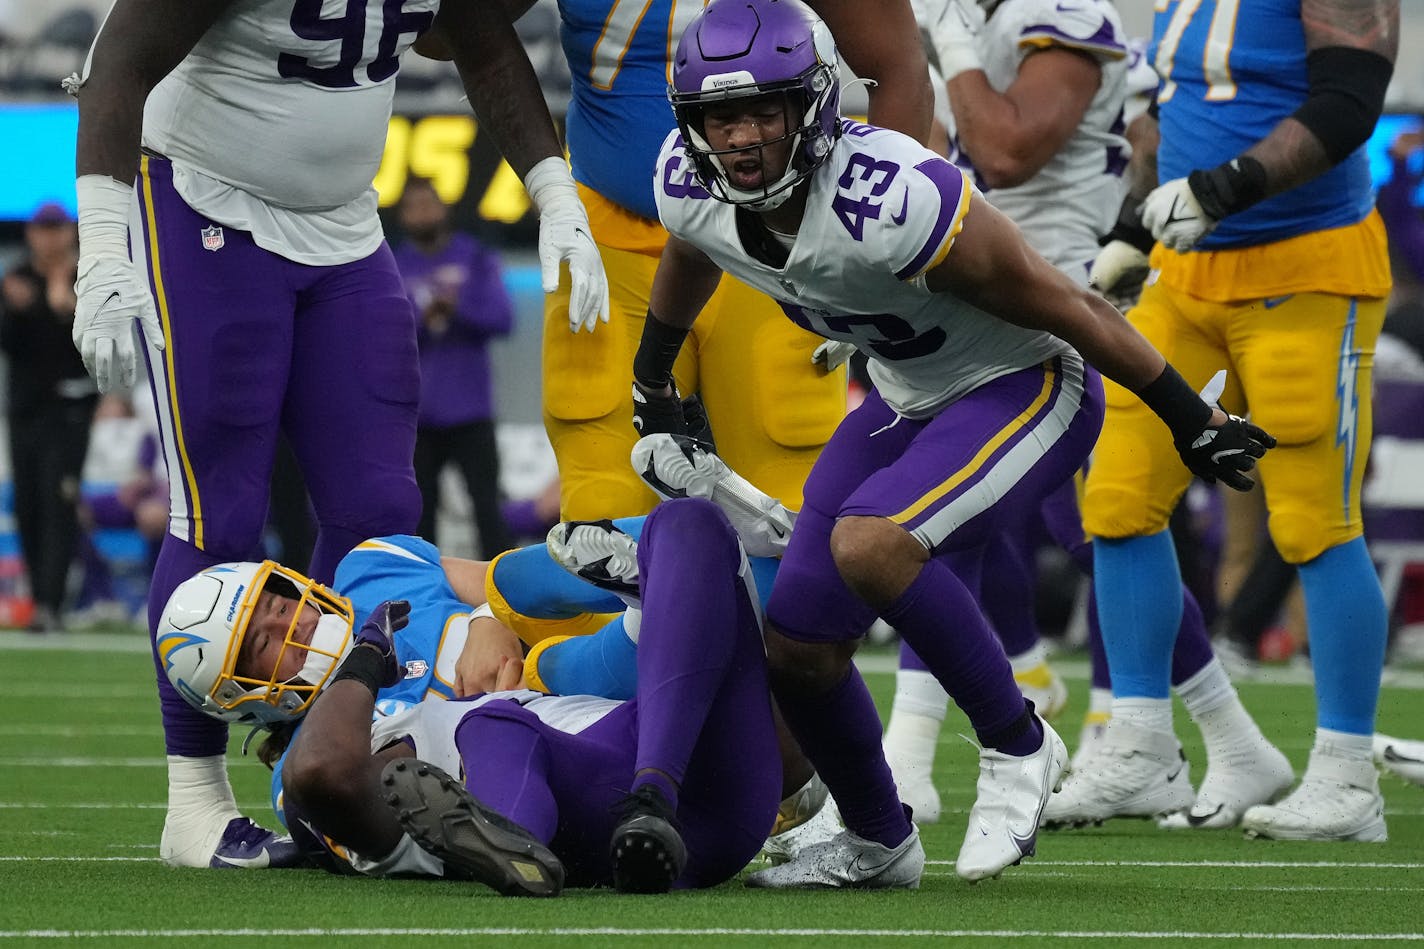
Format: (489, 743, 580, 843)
(811, 339, 857, 372)
(523, 156, 610, 334)
(1088, 240, 1150, 295)
(914, 0, 984, 81)
(1140, 176, 1219, 252)
(74, 175, 163, 393)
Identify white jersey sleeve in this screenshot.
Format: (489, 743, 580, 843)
(140, 0, 440, 264)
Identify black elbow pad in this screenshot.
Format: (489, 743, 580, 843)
(1290, 46, 1393, 164)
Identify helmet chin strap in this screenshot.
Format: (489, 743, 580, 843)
(298, 612, 354, 688)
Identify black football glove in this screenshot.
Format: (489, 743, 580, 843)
(1175, 415, 1275, 491)
(332, 599, 411, 695)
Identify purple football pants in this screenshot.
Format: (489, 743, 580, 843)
(766, 355, 1103, 843)
(453, 498, 782, 888)
(135, 155, 421, 758)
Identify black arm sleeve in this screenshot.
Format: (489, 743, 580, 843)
(1291, 46, 1393, 165)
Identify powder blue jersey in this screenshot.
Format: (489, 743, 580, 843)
(333, 535, 474, 714)
(560, 0, 704, 220)
(1151, 0, 1374, 249)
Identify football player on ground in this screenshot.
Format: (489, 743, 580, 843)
(635, 0, 1272, 888)
(159, 497, 783, 894)
(69, 0, 608, 868)
(1055, 0, 1399, 842)
(885, 0, 1290, 833)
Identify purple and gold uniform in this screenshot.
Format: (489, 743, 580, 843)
(543, 0, 844, 520)
(133, 0, 433, 761)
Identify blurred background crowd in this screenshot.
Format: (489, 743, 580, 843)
(1, 0, 1424, 678)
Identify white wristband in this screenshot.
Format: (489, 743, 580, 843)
(934, 39, 982, 82)
(521, 155, 578, 211)
(76, 174, 133, 260)
(470, 601, 497, 622)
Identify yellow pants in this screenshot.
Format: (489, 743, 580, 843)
(543, 191, 845, 520)
(1083, 281, 1384, 565)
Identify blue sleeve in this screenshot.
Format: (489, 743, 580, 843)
(534, 614, 639, 700)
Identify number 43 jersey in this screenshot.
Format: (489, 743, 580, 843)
(139, 0, 439, 264)
(654, 122, 1068, 421)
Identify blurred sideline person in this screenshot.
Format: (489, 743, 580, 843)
(69, 0, 608, 868)
(0, 202, 97, 633)
(394, 176, 515, 559)
(157, 498, 783, 894)
(636, 0, 1272, 887)
(522, 0, 932, 522)
(886, 0, 1289, 834)
(1062, 0, 1399, 841)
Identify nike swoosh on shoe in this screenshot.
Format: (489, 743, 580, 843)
(1186, 804, 1225, 828)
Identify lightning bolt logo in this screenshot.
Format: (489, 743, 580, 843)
(1335, 302, 1361, 522)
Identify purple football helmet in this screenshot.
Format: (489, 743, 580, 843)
(670, 0, 841, 210)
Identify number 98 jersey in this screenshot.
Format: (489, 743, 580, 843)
(654, 122, 1069, 420)
(142, 0, 438, 215)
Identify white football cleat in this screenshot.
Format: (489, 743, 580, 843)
(545, 519, 640, 605)
(1374, 734, 1424, 788)
(1241, 752, 1387, 842)
(632, 434, 796, 558)
(1014, 662, 1069, 721)
(763, 780, 843, 865)
(956, 719, 1068, 881)
(1040, 719, 1193, 828)
(1158, 739, 1294, 830)
(745, 824, 923, 889)
(1070, 713, 1110, 774)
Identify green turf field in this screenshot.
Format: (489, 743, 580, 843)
(2, 632, 1422, 947)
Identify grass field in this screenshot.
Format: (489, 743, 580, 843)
(2, 631, 1423, 947)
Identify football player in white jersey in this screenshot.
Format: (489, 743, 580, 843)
(635, 0, 1273, 887)
(884, 1, 1291, 834)
(68, 0, 609, 869)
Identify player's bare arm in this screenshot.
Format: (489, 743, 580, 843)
(927, 195, 1169, 394)
(947, 48, 1101, 189)
(433, 0, 564, 177)
(75, 0, 233, 181)
(1143, 0, 1397, 251)
(1242, 0, 1400, 193)
(441, 556, 491, 606)
(1123, 111, 1159, 204)
(282, 678, 410, 858)
(807, 0, 933, 144)
(648, 235, 725, 333)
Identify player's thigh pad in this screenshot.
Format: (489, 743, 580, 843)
(1234, 293, 1384, 563)
(542, 244, 660, 519)
(695, 276, 845, 508)
(1081, 281, 1231, 539)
